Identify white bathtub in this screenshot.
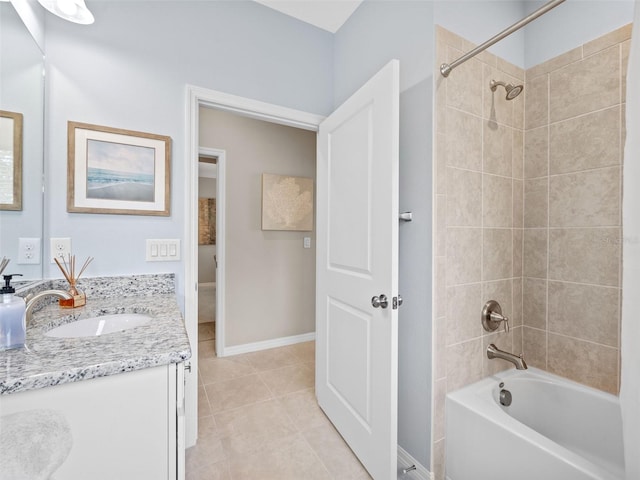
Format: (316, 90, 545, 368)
(445, 368, 625, 480)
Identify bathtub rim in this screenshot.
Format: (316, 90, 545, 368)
(445, 367, 624, 480)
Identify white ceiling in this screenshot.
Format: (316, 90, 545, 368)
(254, 0, 363, 33)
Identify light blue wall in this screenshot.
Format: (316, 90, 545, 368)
(434, 1, 526, 67)
(42, 1, 333, 305)
(523, 0, 635, 68)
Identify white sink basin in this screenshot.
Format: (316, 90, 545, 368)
(45, 314, 152, 338)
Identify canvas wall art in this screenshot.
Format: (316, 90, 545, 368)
(261, 173, 313, 231)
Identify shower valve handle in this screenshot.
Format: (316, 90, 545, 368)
(490, 311, 510, 333)
(482, 300, 510, 333)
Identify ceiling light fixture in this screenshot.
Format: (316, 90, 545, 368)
(38, 0, 94, 25)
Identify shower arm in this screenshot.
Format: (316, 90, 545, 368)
(440, 0, 566, 78)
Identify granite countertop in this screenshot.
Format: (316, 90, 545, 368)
(0, 276, 191, 395)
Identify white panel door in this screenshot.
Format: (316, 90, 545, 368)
(316, 59, 399, 480)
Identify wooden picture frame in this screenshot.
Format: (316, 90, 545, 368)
(67, 121, 171, 216)
(0, 110, 23, 211)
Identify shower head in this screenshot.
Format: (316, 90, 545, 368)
(490, 79, 524, 100)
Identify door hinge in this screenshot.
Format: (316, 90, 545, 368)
(392, 295, 403, 310)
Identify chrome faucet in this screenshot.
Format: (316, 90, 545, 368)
(25, 290, 73, 326)
(487, 343, 528, 370)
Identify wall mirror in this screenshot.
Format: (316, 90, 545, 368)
(0, 2, 45, 281)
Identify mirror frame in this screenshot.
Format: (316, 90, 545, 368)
(0, 109, 23, 211)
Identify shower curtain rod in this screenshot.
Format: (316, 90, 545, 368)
(440, 0, 566, 77)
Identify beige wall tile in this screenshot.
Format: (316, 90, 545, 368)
(433, 378, 447, 442)
(526, 46, 583, 80)
(524, 126, 549, 179)
(436, 81, 447, 134)
(483, 330, 514, 375)
(498, 57, 524, 81)
(523, 228, 547, 278)
(512, 277, 523, 327)
(548, 334, 618, 394)
(512, 129, 524, 179)
(483, 174, 513, 227)
(522, 327, 547, 369)
(436, 134, 447, 194)
(446, 107, 482, 171)
(549, 106, 621, 174)
(436, 25, 464, 50)
(548, 281, 619, 347)
(523, 277, 547, 329)
(447, 46, 483, 116)
(447, 227, 482, 286)
(513, 179, 523, 229)
(524, 177, 548, 228)
(549, 167, 621, 227)
(622, 40, 630, 103)
(512, 92, 524, 130)
(446, 283, 482, 345)
(446, 338, 483, 391)
(513, 228, 523, 278)
(436, 194, 446, 257)
(549, 46, 619, 123)
(434, 316, 447, 380)
(435, 256, 446, 318)
(549, 227, 620, 286)
(483, 228, 512, 281)
(432, 438, 445, 480)
(512, 325, 523, 353)
(482, 279, 513, 330)
(483, 122, 513, 177)
(525, 74, 548, 130)
(583, 23, 632, 57)
(447, 167, 482, 227)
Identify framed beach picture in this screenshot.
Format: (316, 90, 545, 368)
(67, 121, 171, 215)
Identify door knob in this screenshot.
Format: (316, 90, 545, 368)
(371, 294, 388, 309)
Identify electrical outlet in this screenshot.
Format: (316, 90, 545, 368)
(18, 238, 41, 264)
(50, 237, 72, 263)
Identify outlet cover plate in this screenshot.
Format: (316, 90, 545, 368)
(50, 237, 72, 264)
(18, 237, 41, 264)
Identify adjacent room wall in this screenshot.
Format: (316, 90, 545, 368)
(198, 177, 216, 285)
(43, 1, 333, 308)
(199, 107, 316, 347)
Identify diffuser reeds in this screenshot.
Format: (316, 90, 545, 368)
(54, 254, 93, 308)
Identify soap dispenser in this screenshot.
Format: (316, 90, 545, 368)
(0, 274, 26, 350)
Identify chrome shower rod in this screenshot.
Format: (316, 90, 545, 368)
(440, 0, 566, 77)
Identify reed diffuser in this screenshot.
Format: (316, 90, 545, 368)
(0, 257, 9, 277)
(54, 255, 93, 308)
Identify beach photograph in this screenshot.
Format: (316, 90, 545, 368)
(86, 139, 155, 202)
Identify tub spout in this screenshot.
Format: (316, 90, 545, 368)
(487, 343, 528, 370)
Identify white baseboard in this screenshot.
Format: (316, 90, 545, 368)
(220, 332, 316, 356)
(398, 446, 431, 480)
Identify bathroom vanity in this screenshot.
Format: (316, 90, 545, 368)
(0, 274, 191, 480)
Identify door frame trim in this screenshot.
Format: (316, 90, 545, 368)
(198, 146, 226, 356)
(184, 84, 324, 445)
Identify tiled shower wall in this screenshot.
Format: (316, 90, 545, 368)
(432, 24, 629, 478)
(521, 24, 630, 395)
(432, 26, 525, 479)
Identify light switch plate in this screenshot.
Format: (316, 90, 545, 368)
(18, 238, 41, 264)
(50, 237, 72, 263)
(146, 239, 180, 262)
(303, 237, 311, 249)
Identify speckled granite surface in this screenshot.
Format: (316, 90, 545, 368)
(1, 274, 191, 395)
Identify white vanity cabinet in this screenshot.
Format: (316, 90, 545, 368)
(0, 363, 186, 480)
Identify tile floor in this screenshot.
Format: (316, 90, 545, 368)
(187, 323, 371, 480)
